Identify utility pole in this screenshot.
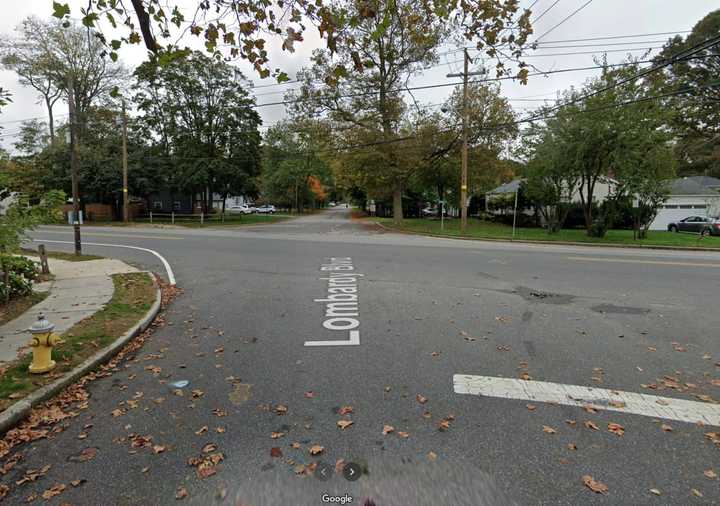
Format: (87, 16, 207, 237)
(460, 48, 469, 234)
(67, 76, 82, 255)
(121, 99, 129, 223)
(446, 50, 474, 234)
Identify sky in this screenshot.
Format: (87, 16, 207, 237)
(0, 0, 717, 151)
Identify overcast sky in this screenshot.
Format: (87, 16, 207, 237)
(0, 0, 716, 151)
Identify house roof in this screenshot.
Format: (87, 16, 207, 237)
(681, 176, 720, 189)
(669, 177, 720, 196)
(486, 179, 523, 195)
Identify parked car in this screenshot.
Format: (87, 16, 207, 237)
(256, 204, 276, 214)
(227, 204, 256, 214)
(667, 216, 720, 236)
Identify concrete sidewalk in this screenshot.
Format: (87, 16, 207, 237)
(0, 257, 138, 364)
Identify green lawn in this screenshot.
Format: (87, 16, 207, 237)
(86, 213, 294, 227)
(374, 217, 720, 249)
(0, 272, 155, 409)
(21, 248, 104, 262)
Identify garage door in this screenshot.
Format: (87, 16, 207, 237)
(650, 207, 705, 230)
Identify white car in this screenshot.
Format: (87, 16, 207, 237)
(255, 204, 276, 214)
(227, 204, 256, 214)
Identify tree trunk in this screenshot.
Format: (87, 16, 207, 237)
(392, 184, 403, 225)
(46, 98, 55, 142)
(437, 184, 444, 219)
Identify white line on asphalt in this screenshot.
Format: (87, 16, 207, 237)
(453, 375, 720, 426)
(304, 330, 360, 347)
(34, 239, 177, 286)
(566, 256, 720, 268)
(36, 229, 183, 240)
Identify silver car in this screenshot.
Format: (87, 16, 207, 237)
(667, 216, 720, 236)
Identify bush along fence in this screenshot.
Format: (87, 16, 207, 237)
(0, 255, 39, 304)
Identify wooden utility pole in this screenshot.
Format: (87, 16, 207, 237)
(67, 77, 82, 255)
(460, 48, 469, 234)
(121, 99, 129, 223)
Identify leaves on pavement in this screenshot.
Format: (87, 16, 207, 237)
(416, 394, 428, 405)
(584, 421, 599, 431)
(195, 426, 208, 435)
(427, 451, 437, 461)
(649, 488, 661, 496)
(338, 406, 353, 415)
(271, 432, 286, 439)
(270, 447, 282, 458)
(582, 475, 608, 494)
(383, 425, 395, 435)
(397, 431, 410, 438)
(703, 469, 717, 479)
(691, 488, 703, 497)
(607, 423, 625, 437)
(41, 483, 66, 500)
(661, 424, 673, 432)
(274, 404, 288, 415)
(542, 426, 557, 434)
(337, 420, 354, 430)
(176, 486, 188, 500)
(304, 391, 315, 398)
(69, 447, 98, 462)
(309, 445, 324, 455)
(202, 443, 217, 454)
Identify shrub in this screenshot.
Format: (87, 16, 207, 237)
(0, 255, 39, 302)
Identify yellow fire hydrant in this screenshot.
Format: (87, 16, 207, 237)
(28, 314, 62, 374)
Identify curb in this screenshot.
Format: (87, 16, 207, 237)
(371, 221, 720, 253)
(0, 278, 163, 436)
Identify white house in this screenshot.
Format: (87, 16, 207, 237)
(649, 176, 720, 230)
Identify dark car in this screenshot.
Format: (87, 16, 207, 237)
(667, 215, 720, 236)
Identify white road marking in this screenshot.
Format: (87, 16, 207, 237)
(35, 229, 183, 240)
(566, 256, 720, 268)
(34, 239, 177, 286)
(304, 330, 360, 347)
(453, 375, 720, 426)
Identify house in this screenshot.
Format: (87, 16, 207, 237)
(485, 176, 618, 214)
(649, 176, 720, 230)
(146, 191, 253, 214)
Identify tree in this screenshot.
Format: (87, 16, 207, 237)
(653, 9, 720, 177)
(54, 0, 532, 83)
(13, 120, 49, 156)
(521, 108, 581, 233)
(1, 17, 63, 140)
(133, 52, 261, 212)
(1, 17, 127, 141)
(261, 119, 332, 212)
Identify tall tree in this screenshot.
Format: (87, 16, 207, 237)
(134, 52, 262, 212)
(55, 0, 532, 83)
(653, 9, 720, 177)
(1, 17, 63, 140)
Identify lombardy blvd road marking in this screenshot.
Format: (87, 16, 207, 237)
(566, 256, 720, 268)
(305, 257, 362, 347)
(453, 375, 720, 426)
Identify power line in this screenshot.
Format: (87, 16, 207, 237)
(534, 0, 595, 43)
(539, 30, 690, 44)
(521, 46, 661, 57)
(532, 0, 562, 24)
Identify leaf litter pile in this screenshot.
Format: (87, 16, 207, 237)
(0, 281, 182, 502)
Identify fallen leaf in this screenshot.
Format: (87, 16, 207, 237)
(176, 486, 188, 500)
(583, 405, 598, 414)
(647, 347, 657, 352)
(382, 425, 395, 435)
(304, 391, 315, 398)
(430, 351, 441, 357)
(427, 451, 438, 461)
(274, 404, 288, 415)
(70, 479, 86, 487)
(519, 372, 532, 381)
(543, 426, 557, 434)
(270, 447, 282, 458)
(141, 467, 149, 474)
(215, 427, 226, 434)
(77, 432, 88, 440)
(69, 447, 97, 462)
(41, 483, 66, 500)
(202, 443, 217, 454)
(567, 443, 577, 451)
(582, 475, 608, 494)
(703, 469, 717, 479)
(153, 445, 166, 454)
(649, 488, 661, 496)
(608, 400, 626, 408)
(212, 408, 227, 417)
(656, 399, 669, 406)
(111, 408, 124, 417)
(384, 386, 391, 392)
(566, 420, 577, 427)
(195, 426, 208, 435)
(335, 459, 345, 473)
(416, 394, 428, 405)
(397, 431, 410, 438)
(495, 316, 511, 323)
(438, 420, 451, 431)
(191, 390, 204, 398)
(338, 406, 353, 415)
(661, 424, 673, 432)
(309, 445, 324, 456)
(337, 420, 354, 430)
(607, 423, 625, 437)
(270, 432, 286, 439)
(294, 464, 306, 475)
(691, 489, 703, 497)
(584, 421, 599, 431)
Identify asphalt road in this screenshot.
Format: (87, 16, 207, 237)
(3, 208, 719, 505)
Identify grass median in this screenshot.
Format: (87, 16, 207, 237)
(0, 292, 49, 327)
(0, 272, 155, 410)
(373, 217, 720, 249)
(20, 248, 104, 262)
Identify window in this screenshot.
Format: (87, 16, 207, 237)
(693, 205, 707, 209)
(664, 205, 678, 209)
(173, 201, 182, 211)
(153, 201, 163, 210)
(679, 205, 693, 209)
